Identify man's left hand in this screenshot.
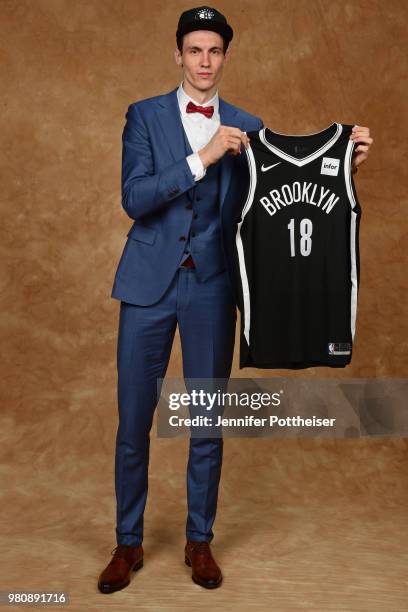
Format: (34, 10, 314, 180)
(350, 125, 373, 174)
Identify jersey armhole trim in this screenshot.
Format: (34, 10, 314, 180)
(235, 145, 257, 346)
(240, 145, 257, 220)
(344, 130, 359, 210)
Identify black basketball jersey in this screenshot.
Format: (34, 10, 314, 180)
(234, 122, 362, 369)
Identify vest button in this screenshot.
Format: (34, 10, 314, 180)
(186, 203, 193, 209)
(179, 236, 186, 241)
(193, 213, 198, 219)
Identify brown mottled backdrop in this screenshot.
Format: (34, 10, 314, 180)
(1, 1, 407, 609)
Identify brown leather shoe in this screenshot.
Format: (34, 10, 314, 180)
(98, 544, 144, 594)
(184, 540, 223, 589)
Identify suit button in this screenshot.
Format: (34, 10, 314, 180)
(191, 232, 196, 237)
(186, 203, 193, 209)
(179, 236, 186, 241)
(197, 196, 202, 201)
(193, 213, 198, 219)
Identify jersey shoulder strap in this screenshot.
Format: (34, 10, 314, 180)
(340, 123, 361, 212)
(240, 132, 260, 220)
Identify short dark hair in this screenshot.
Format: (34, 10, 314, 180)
(176, 34, 228, 54)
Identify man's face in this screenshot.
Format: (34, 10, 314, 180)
(175, 30, 229, 92)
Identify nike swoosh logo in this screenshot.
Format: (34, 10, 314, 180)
(261, 162, 281, 172)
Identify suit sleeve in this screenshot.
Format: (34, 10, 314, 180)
(121, 103, 197, 221)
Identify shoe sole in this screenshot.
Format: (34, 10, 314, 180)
(185, 556, 222, 589)
(98, 559, 144, 594)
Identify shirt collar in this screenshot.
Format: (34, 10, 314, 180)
(177, 81, 219, 117)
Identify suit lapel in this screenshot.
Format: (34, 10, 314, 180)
(155, 87, 186, 162)
(155, 87, 240, 211)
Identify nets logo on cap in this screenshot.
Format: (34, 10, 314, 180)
(176, 6, 234, 44)
(195, 8, 215, 20)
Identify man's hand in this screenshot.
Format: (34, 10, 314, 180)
(198, 125, 250, 168)
(350, 125, 373, 174)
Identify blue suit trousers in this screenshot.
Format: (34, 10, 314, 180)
(115, 266, 237, 546)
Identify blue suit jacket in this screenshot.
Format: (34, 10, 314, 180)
(111, 86, 263, 306)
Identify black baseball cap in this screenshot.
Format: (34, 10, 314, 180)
(176, 6, 234, 46)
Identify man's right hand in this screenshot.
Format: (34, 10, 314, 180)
(198, 126, 250, 168)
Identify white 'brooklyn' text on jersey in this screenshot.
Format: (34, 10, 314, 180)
(234, 122, 362, 369)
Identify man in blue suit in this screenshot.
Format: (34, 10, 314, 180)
(98, 6, 263, 593)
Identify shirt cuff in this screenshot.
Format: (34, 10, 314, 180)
(186, 152, 206, 181)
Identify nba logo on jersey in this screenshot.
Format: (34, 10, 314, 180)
(321, 156, 340, 176)
(328, 342, 351, 356)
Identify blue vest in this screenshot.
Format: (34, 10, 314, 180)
(178, 127, 226, 281)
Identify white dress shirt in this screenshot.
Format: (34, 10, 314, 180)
(177, 81, 220, 182)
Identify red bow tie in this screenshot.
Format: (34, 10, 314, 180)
(186, 100, 214, 118)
